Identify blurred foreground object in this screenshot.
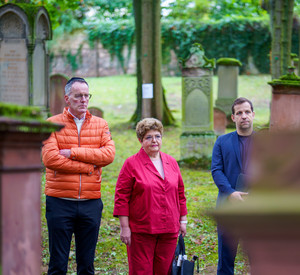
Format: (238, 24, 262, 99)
(211, 129, 300, 275)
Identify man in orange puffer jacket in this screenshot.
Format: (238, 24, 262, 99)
(42, 77, 115, 274)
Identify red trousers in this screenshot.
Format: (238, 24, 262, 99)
(127, 232, 178, 275)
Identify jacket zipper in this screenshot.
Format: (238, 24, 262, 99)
(78, 120, 82, 199)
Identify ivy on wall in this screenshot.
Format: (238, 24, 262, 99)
(87, 19, 135, 73)
(82, 16, 299, 74)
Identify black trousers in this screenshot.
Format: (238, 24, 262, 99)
(46, 196, 103, 275)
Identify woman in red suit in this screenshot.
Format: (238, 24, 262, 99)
(113, 118, 188, 275)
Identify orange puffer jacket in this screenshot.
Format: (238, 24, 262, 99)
(42, 108, 115, 199)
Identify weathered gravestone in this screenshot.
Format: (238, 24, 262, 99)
(268, 68, 300, 131)
(88, 106, 104, 118)
(179, 43, 216, 162)
(0, 4, 51, 110)
(214, 58, 242, 134)
(49, 73, 68, 115)
(0, 103, 62, 275)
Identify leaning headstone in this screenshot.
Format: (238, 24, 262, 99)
(88, 107, 104, 118)
(49, 74, 68, 115)
(215, 58, 242, 132)
(268, 67, 300, 131)
(0, 4, 51, 111)
(179, 43, 216, 164)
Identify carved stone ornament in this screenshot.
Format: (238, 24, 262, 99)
(183, 77, 211, 98)
(180, 43, 215, 69)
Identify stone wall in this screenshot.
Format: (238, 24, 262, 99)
(49, 32, 182, 77)
(49, 32, 136, 77)
(49, 32, 260, 78)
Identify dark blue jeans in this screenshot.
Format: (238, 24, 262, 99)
(46, 196, 103, 275)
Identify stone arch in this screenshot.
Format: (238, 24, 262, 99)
(35, 7, 52, 40)
(0, 4, 31, 39)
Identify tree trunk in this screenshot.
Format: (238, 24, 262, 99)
(270, 0, 294, 79)
(131, 0, 175, 125)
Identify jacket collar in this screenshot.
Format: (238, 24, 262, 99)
(63, 107, 92, 121)
(137, 147, 170, 179)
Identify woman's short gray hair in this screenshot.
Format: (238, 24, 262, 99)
(136, 118, 163, 141)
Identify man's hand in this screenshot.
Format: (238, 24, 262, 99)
(59, 149, 71, 158)
(228, 191, 248, 202)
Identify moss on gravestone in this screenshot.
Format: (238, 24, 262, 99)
(14, 3, 41, 30)
(268, 71, 300, 87)
(0, 102, 61, 133)
(0, 102, 42, 119)
(217, 57, 242, 67)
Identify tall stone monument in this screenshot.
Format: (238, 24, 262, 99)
(179, 43, 216, 163)
(0, 4, 52, 110)
(214, 58, 242, 134)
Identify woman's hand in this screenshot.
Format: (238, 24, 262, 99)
(120, 226, 131, 246)
(179, 216, 187, 237)
(119, 216, 131, 246)
(179, 223, 187, 237)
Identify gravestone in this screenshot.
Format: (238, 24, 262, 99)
(213, 108, 227, 135)
(214, 58, 242, 133)
(88, 107, 104, 118)
(0, 4, 51, 110)
(0, 103, 62, 275)
(268, 68, 300, 131)
(49, 74, 68, 115)
(179, 43, 216, 161)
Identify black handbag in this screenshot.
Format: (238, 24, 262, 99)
(171, 234, 199, 275)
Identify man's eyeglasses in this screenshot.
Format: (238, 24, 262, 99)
(73, 94, 92, 100)
(144, 135, 162, 141)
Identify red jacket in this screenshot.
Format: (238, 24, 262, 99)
(113, 148, 187, 234)
(42, 108, 115, 199)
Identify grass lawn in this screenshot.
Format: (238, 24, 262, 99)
(41, 74, 272, 274)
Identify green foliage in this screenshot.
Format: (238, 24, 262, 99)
(161, 0, 211, 20)
(161, 17, 272, 74)
(86, 16, 300, 74)
(87, 19, 135, 73)
(209, 0, 267, 20)
(66, 44, 83, 73)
